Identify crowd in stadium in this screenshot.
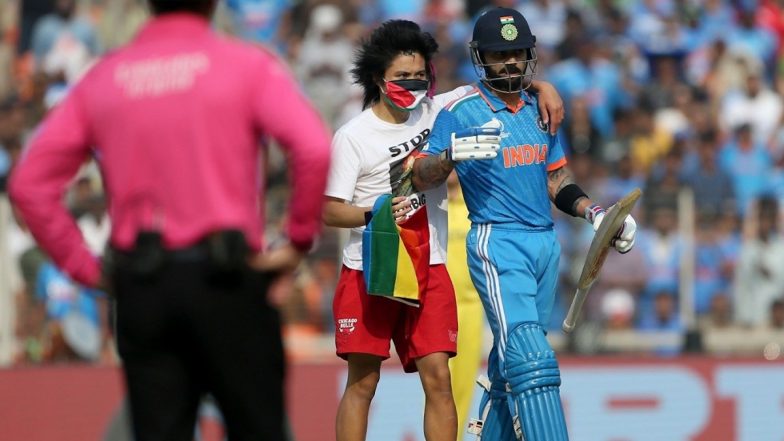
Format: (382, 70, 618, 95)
(1, 0, 783, 365)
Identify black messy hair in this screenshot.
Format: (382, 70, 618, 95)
(351, 20, 439, 109)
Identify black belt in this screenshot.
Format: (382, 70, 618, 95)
(112, 242, 210, 262)
(166, 243, 210, 262)
(112, 230, 249, 279)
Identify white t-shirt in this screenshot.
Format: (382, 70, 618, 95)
(326, 88, 470, 270)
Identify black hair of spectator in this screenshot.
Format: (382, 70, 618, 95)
(699, 128, 718, 144)
(758, 195, 779, 218)
(734, 122, 753, 135)
(696, 209, 719, 227)
(565, 8, 584, 24)
(0, 94, 19, 113)
(691, 86, 711, 103)
(647, 53, 685, 80)
(611, 107, 629, 123)
(351, 20, 438, 109)
(148, 0, 216, 16)
(636, 96, 657, 115)
(606, 6, 626, 23)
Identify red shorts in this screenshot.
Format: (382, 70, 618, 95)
(333, 264, 458, 373)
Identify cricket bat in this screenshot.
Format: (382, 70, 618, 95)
(562, 188, 642, 333)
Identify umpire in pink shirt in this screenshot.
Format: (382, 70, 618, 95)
(9, 1, 331, 440)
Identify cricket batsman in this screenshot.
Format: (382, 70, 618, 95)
(412, 7, 637, 440)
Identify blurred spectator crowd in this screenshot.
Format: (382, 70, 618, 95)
(1, 0, 783, 365)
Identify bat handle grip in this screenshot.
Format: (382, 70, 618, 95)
(562, 286, 589, 333)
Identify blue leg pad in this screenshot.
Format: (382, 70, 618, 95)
(504, 323, 569, 441)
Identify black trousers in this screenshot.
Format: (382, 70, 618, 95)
(113, 260, 285, 441)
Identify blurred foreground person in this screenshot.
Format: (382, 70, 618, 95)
(9, 0, 331, 440)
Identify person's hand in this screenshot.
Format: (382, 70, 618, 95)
(391, 196, 413, 224)
(248, 242, 305, 306)
(365, 195, 413, 225)
(535, 81, 565, 135)
(248, 242, 305, 274)
(586, 204, 637, 254)
(244, 241, 305, 308)
(266, 272, 296, 307)
(448, 126, 501, 161)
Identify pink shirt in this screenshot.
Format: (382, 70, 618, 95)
(9, 14, 331, 287)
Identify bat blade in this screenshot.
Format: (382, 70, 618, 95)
(562, 188, 642, 333)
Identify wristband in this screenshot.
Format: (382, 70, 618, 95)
(584, 204, 605, 224)
(554, 183, 588, 217)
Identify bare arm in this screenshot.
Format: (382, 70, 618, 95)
(529, 80, 565, 135)
(322, 195, 413, 228)
(412, 152, 455, 192)
(547, 165, 594, 217)
(252, 49, 332, 250)
(322, 196, 371, 228)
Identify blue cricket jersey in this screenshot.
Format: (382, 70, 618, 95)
(426, 82, 566, 229)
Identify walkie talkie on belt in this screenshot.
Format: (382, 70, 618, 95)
(127, 230, 167, 279)
(206, 229, 249, 282)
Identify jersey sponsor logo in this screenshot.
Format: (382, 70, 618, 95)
(502, 144, 548, 168)
(337, 318, 358, 334)
(387, 128, 431, 158)
(536, 116, 549, 133)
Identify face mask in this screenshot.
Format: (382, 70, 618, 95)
(381, 79, 429, 111)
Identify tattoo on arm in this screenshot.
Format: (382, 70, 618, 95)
(412, 153, 454, 191)
(548, 166, 591, 215)
(547, 166, 574, 200)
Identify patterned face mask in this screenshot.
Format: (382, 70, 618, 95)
(381, 79, 429, 111)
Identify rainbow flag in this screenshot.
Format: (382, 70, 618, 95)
(362, 194, 430, 307)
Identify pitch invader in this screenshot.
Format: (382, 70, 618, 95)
(413, 7, 637, 440)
